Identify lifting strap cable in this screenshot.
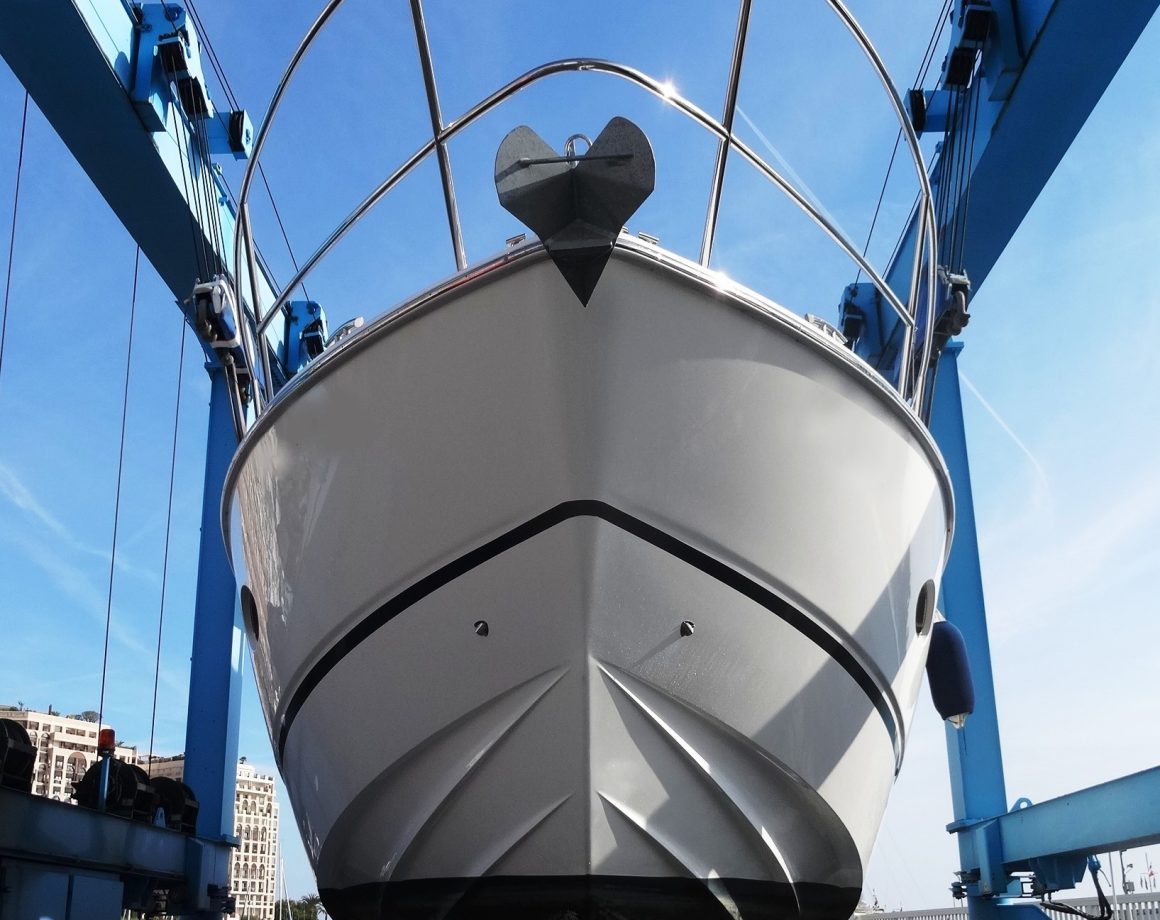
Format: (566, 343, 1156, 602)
(145, 315, 187, 778)
(258, 164, 310, 301)
(856, 132, 902, 287)
(855, 0, 952, 286)
(164, 4, 213, 285)
(0, 91, 29, 384)
(935, 85, 959, 264)
(186, 0, 239, 110)
(942, 24, 985, 274)
(193, 119, 221, 272)
(97, 245, 141, 734)
(938, 81, 969, 266)
(204, 124, 227, 272)
(190, 115, 226, 281)
(198, 121, 220, 264)
(186, 0, 307, 299)
(948, 87, 969, 267)
(949, 81, 971, 265)
(188, 118, 216, 276)
(172, 102, 210, 283)
(953, 38, 987, 274)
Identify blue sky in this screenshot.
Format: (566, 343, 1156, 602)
(0, 0, 1157, 907)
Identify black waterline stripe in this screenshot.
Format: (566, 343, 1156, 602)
(276, 500, 899, 761)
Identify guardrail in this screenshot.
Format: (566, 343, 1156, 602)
(870, 891, 1160, 920)
(232, 0, 938, 418)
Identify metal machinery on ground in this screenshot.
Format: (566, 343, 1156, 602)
(0, 1, 1158, 918)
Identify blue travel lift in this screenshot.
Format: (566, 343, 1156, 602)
(0, 1, 1158, 918)
(0, 2, 290, 916)
(905, 4, 1160, 919)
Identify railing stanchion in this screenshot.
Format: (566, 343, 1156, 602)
(239, 5, 937, 416)
(701, 0, 753, 267)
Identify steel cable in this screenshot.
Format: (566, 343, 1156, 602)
(173, 103, 211, 283)
(186, 0, 305, 297)
(170, 102, 209, 284)
(96, 246, 141, 736)
(257, 163, 309, 301)
(0, 91, 29, 384)
(856, 0, 952, 285)
(145, 315, 187, 778)
(194, 118, 224, 274)
(954, 36, 988, 273)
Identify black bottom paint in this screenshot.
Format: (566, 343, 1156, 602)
(321, 875, 861, 920)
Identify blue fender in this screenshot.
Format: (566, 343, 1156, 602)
(927, 619, 975, 726)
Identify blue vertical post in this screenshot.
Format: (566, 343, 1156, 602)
(929, 342, 1010, 915)
(183, 366, 243, 842)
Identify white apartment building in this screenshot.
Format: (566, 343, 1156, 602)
(145, 754, 281, 920)
(0, 705, 137, 800)
(1, 706, 281, 920)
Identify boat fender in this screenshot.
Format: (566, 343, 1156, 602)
(925, 619, 974, 728)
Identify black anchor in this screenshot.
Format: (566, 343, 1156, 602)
(494, 116, 655, 306)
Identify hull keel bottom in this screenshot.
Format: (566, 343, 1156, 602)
(321, 875, 862, 920)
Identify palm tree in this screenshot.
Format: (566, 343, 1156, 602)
(299, 894, 323, 919)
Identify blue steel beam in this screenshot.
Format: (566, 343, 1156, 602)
(0, 0, 266, 883)
(930, 343, 1160, 914)
(184, 368, 244, 845)
(951, 0, 1159, 290)
(0, 786, 188, 879)
(0, 0, 275, 311)
(888, 0, 1160, 299)
(945, 767, 1160, 908)
(929, 342, 1010, 906)
(914, 7, 1160, 910)
(994, 767, 1160, 868)
(0, 783, 237, 914)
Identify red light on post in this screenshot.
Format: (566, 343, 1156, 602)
(97, 728, 115, 754)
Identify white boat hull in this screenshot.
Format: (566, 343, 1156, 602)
(225, 243, 952, 919)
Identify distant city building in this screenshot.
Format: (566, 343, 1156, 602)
(1, 706, 280, 920)
(144, 754, 280, 920)
(0, 705, 137, 800)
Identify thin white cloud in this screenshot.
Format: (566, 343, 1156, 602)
(0, 528, 186, 697)
(984, 465, 1160, 638)
(959, 372, 1051, 498)
(0, 461, 73, 540)
(734, 105, 853, 245)
(0, 460, 158, 584)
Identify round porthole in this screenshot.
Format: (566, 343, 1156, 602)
(240, 585, 260, 642)
(915, 579, 936, 636)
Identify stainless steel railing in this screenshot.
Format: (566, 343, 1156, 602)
(233, 0, 937, 416)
